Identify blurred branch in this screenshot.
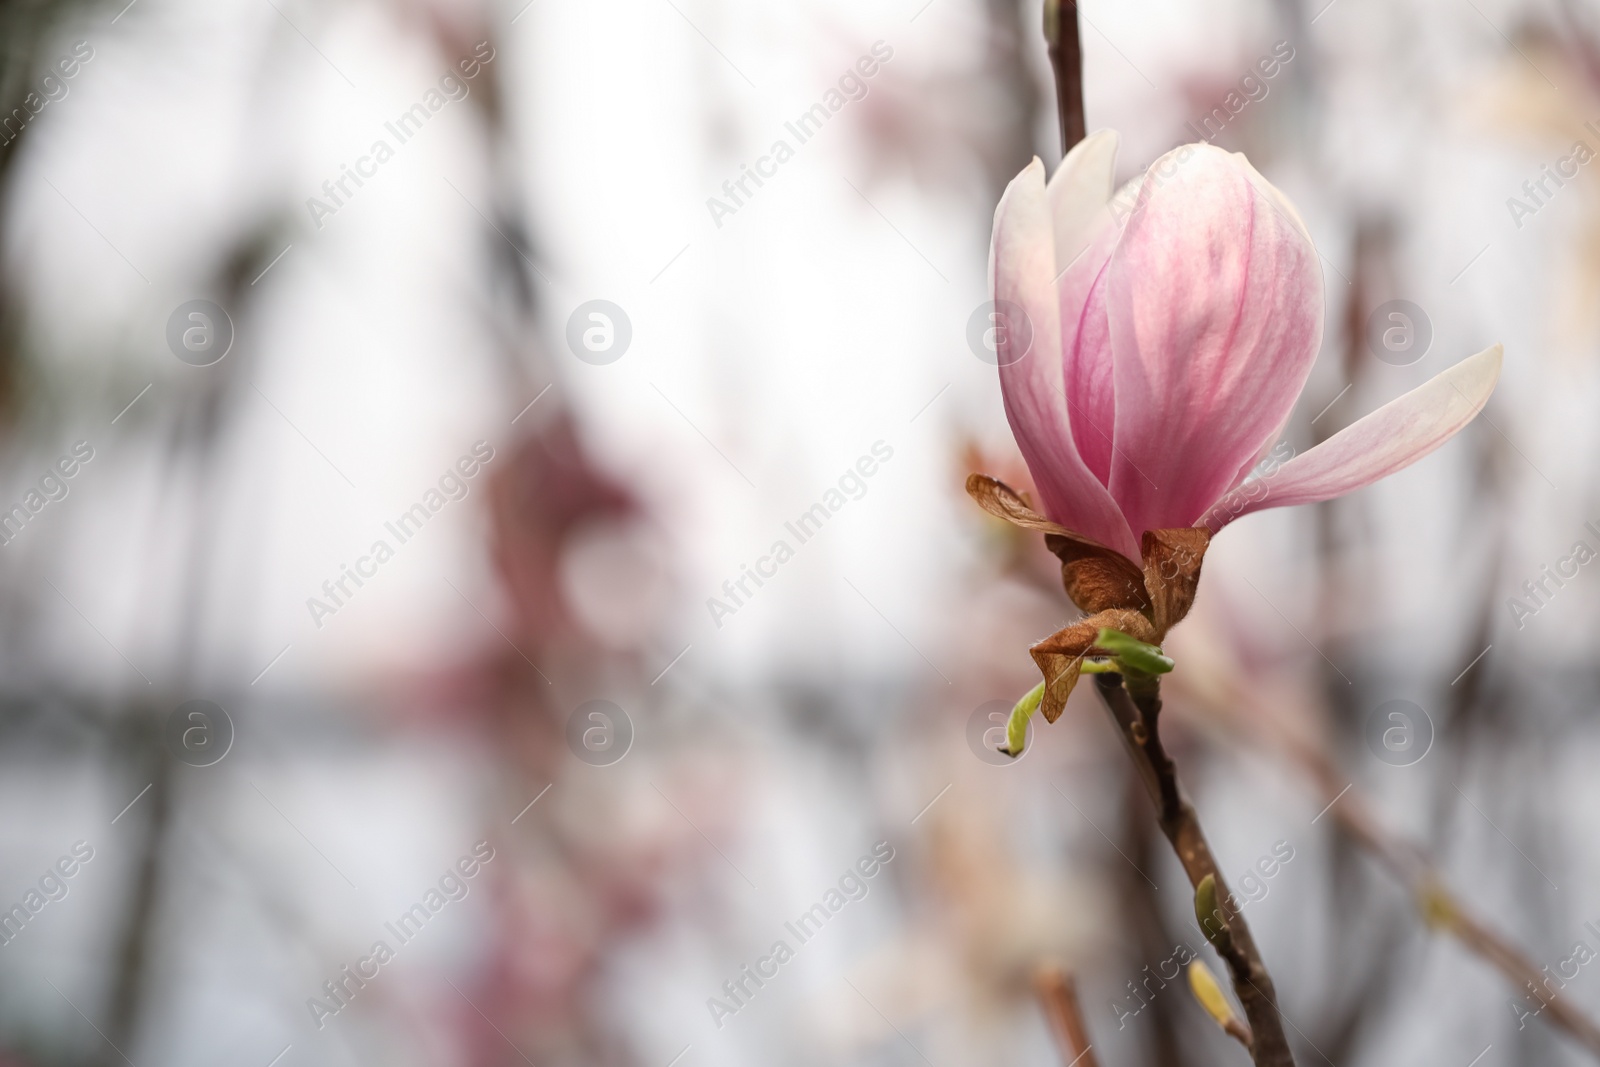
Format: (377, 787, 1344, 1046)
(0, 0, 110, 420)
(1191, 668, 1600, 1060)
(1034, 964, 1100, 1067)
(104, 734, 173, 1064)
(981, 0, 1045, 194)
(1122, 774, 1195, 1067)
(1558, 0, 1600, 94)
(1300, 741, 1600, 1058)
(1095, 673, 1296, 1067)
(1043, 0, 1085, 154)
(1309, 216, 1413, 1060)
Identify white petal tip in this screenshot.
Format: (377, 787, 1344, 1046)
(1453, 343, 1504, 392)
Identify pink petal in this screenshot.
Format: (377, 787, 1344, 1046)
(992, 157, 1138, 558)
(1062, 253, 1118, 485)
(1215, 344, 1503, 526)
(1104, 144, 1324, 539)
(1047, 129, 1119, 268)
(1047, 131, 1122, 488)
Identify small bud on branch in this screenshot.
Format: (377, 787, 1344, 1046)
(1188, 960, 1254, 1050)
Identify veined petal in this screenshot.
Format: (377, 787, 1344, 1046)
(1105, 144, 1323, 539)
(1216, 344, 1503, 526)
(993, 157, 1138, 558)
(1060, 224, 1120, 486)
(1223, 407, 1294, 493)
(1048, 131, 1123, 489)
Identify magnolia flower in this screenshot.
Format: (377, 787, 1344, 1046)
(970, 131, 1502, 722)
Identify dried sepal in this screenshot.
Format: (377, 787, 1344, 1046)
(1045, 532, 1150, 614)
(969, 471, 1214, 725)
(1028, 608, 1154, 722)
(964, 473, 1070, 536)
(1140, 527, 1212, 635)
(967, 474, 1128, 555)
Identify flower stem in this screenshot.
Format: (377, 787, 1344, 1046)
(1094, 673, 1298, 1067)
(1043, 0, 1087, 154)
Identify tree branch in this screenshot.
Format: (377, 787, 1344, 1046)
(1043, 0, 1086, 154)
(1287, 721, 1600, 1056)
(1035, 964, 1101, 1067)
(1181, 658, 1600, 1060)
(1095, 673, 1297, 1067)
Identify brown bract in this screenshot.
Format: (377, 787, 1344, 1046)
(966, 474, 1211, 722)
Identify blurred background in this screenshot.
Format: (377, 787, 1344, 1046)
(0, 0, 1597, 1064)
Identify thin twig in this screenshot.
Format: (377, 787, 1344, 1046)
(1121, 774, 1196, 1067)
(1283, 719, 1600, 1057)
(1035, 964, 1100, 1067)
(1044, 0, 1086, 154)
(1095, 674, 1297, 1067)
(1177, 656, 1600, 1060)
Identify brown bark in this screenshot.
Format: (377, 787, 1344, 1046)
(1096, 673, 1297, 1067)
(1044, 0, 1087, 154)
